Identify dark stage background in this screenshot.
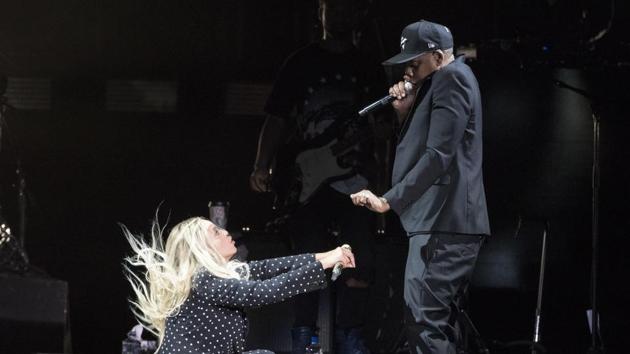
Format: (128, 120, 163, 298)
(1, 1, 629, 353)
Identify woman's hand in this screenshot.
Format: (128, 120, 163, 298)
(318, 246, 355, 270)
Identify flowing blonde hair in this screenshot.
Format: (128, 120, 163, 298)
(122, 216, 244, 340)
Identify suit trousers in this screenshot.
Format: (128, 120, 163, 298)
(404, 233, 484, 354)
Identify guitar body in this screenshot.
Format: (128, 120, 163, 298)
(270, 137, 357, 220)
(268, 111, 373, 225)
(295, 140, 354, 203)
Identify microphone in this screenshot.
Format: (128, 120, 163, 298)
(331, 244, 352, 281)
(358, 81, 413, 116)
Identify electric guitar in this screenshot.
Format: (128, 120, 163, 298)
(269, 114, 373, 220)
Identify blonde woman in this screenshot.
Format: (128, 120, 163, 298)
(123, 216, 355, 354)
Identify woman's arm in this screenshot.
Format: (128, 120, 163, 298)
(248, 247, 353, 280)
(248, 254, 317, 280)
(195, 262, 327, 309)
(195, 247, 355, 309)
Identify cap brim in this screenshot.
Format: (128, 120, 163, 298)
(382, 52, 426, 66)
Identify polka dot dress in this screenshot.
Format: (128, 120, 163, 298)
(159, 254, 326, 354)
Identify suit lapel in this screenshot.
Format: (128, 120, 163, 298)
(397, 77, 433, 144)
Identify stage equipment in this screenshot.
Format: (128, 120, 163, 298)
(0, 84, 30, 273)
(0, 273, 70, 354)
(0, 222, 29, 273)
(490, 221, 550, 354)
(121, 324, 157, 354)
(553, 79, 605, 354)
(208, 200, 230, 229)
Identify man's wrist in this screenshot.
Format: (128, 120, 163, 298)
(379, 196, 391, 212)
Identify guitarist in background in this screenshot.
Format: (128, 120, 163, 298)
(249, 0, 386, 353)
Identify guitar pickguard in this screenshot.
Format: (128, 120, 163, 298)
(295, 140, 354, 203)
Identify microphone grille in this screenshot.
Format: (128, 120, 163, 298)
(404, 81, 413, 92)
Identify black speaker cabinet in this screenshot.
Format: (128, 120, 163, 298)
(0, 273, 69, 354)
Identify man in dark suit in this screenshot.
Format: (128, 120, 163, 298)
(351, 20, 490, 354)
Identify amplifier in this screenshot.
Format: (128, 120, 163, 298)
(0, 273, 69, 354)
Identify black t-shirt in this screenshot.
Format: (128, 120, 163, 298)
(265, 43, 384, 193)
(265, 42, 382, 143)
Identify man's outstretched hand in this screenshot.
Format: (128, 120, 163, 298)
(350, 189, 390, 213)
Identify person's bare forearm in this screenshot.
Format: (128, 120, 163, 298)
(315, 251, 330, 261)
(318, 257, 336, 270)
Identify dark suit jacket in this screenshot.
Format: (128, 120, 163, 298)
(383, 56, 490, 236)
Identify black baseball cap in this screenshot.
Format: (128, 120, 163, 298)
(383, 20, 454, 66)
